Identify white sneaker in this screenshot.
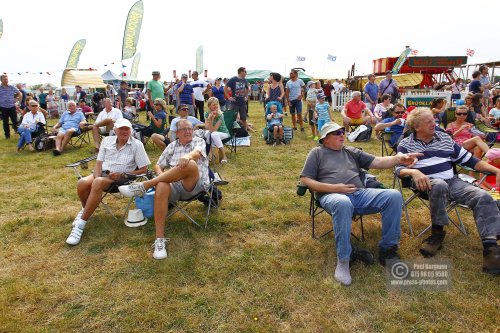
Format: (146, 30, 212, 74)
(152, 238, 169, 260)
(72, 208, 84, 226)
(66, 220, 86, 246)
(119, 183, 146, 197)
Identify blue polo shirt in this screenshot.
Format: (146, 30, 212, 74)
(59, 111, 86, 130)
(176, 82, 194, 105)
(364, 82, 378, 103)
(0, 85, 20, 108)
(381, 117, 405, 146)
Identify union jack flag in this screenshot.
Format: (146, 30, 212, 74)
(410, 49, 419, 56)
(466, 48, 475, 57)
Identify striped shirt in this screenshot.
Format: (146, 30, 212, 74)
(396, 130, 479, 179)
(157, 137, 209, 189)
(0, 84, 20, 108)
(98, 136, 150, 173)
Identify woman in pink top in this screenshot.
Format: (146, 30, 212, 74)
(446, 106, 489, 158)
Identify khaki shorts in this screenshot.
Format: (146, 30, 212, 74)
(349, 117, 365, 125)
(169, 178, 207, 203)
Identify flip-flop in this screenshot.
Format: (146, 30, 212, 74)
(220, 159, 228, 164)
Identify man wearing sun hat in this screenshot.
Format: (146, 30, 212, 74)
(66, 118, 150, 246)
(300, 122, 421, 285)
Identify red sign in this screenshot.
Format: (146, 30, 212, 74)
(408, 57, 467, 68)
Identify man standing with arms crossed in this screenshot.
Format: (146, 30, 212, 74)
(0, 75, 21, 139)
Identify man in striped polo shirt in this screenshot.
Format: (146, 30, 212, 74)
(396, 108, 500, 275)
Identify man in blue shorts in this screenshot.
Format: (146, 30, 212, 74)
(52, 101, 87, 155)
(286, 69, 305, 132)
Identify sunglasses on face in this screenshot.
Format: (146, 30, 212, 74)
(394, 111, 405, 114)
(329, 129, 345, 136)
(180, 107, 188, 111)
(30, 104, 38, 107)
(456, 113, 468, 116)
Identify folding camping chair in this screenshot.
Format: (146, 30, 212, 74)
(221, 109, 238, 156)
(297, 184, 366, 241)
(393, 167, 490, 237)
(69, 126, 92, 149)
(66, 155, 152, 220)
(166, 168, 228, 228)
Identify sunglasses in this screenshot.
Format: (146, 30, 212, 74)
(329, 129, 345, 136)
(180, 107, 188, 111)
(30, 104, 39, 107)
(394, 111, 405, 114)
(456, 113, 468, 116)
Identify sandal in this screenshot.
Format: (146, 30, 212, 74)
(220, 159, 228, 164)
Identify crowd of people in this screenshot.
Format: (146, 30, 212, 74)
(1, 65, 500, 286)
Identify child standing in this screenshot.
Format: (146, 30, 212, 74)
(314, 92, 333, 139)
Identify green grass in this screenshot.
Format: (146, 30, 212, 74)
(0, 102, 499, 332)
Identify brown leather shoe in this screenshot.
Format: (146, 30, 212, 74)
(420, 230, 446, 258)
(483, 245, 500, 275)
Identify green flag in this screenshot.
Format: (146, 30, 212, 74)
(122, 0, 144, 60)
(391, 47, 412, 74)
(0, 19, 3, 40)
(65, 39, 86, 69)
(196, 45, 203, 74)
(130, 52, 141, 79)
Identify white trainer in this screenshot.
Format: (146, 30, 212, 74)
(66, 220, 87, 246)
(152, 238, 169, 260)
(119, 183, 146, 198)
(72, 208, 85, 226)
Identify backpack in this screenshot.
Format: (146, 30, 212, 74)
(198, 185, 223, 207)
(355, 125, 372, 142)
(34, 134, 55, 151)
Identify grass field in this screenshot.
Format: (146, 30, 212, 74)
(0, 101, 499, 332)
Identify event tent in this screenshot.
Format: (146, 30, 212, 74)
(61, 69, 106, 88)
(245, 69, 313, 83)
(101, 70, 144, 86)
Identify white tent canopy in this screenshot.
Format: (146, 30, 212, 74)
(61, 69, 106, 88)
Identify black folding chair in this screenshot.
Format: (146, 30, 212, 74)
(167, 168, 228, 228)
(66, 155, 152, 220)
(297, 184, 366, 241)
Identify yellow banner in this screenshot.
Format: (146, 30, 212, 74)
(65, 39, 86, 69)
(196, 45, 203, 74)
(122, 1, 144, 60)
(130, 53, 141, 79)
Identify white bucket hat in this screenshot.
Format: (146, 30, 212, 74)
(124, 209, 148, 227)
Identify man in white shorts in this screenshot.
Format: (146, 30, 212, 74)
(91, 98, 123, 151)
(119, 119, 210, 260)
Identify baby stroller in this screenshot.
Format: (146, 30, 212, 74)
(263, 101, 293, 145)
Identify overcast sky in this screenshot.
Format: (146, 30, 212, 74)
(1, 0, 499, 86)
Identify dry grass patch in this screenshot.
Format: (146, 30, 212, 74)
(0, 102, 499, 332)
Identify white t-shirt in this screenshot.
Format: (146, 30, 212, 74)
(332, 82, 340, 93)
(96, 108, 123, 131)
(190, 79, 209, 102)
(285, 79, 305, 100)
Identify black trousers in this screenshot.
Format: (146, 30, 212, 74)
(195, 100, 205, 122)
(0, 106, 18, 138)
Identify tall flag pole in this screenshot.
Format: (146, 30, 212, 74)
(130, 52, 141, 79)
(121, 0, 144, 78)
(196, 45, 203, 74)
(391, 46, 412, 74)
(0, 19, 3, 40)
